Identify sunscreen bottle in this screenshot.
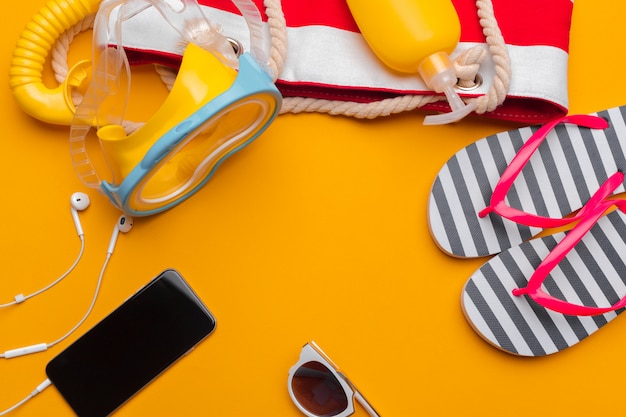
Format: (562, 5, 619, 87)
(346, 0, 476, 124)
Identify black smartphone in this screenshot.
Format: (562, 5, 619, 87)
(45, 269, 217, 417)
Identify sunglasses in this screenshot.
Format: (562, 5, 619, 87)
(288, 342, 380, 417)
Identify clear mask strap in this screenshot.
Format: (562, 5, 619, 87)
(70, 0, 135, 189)
(232, 0, 271, 77)
(147, 0, 238, 68)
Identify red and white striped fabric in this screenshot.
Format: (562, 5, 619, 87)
(117, 0, 573, 122)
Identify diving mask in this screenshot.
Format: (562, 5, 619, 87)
(70, 0, 281, 217)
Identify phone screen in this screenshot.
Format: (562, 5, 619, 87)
(45, 269, 216, 417)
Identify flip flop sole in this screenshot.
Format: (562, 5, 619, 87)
(461, 209, 626, 356)
(428, 106, 626, 258)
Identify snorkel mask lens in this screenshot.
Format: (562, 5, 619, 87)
(70, 0, 281, 216)
(132, 92, 273, 210)
(99, 46, 280, 215)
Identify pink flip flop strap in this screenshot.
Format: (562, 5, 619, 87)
(478, 114, 611, 228)
(512, 197, 626, 316)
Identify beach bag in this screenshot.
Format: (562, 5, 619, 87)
(101, 0, 572, 122)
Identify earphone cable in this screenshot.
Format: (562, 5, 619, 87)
(0, 378, 51, 416)
(0, 251, 111, 359)
(47, 252, 111, 348)
(0, 236, 86, 308)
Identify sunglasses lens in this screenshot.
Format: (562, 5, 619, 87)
(291, 361, 349, 416)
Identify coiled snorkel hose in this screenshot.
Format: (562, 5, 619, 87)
(9, 0, 99, 125)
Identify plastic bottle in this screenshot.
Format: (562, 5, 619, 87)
(346, 0, 476, 125)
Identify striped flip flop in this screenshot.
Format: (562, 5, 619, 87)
(428, 105, 626, 258)
(461, 205, 626, 356)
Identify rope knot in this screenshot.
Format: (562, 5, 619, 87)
(453, 46, 488, 90)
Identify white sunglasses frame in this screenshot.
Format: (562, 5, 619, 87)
(287, 341, 380, 417)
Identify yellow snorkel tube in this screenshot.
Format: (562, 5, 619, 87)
(9, 0, 100, 125)
(65, 0, 282, 216)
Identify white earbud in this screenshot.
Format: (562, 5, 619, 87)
(107, 215, 133, 255)
(70, 192, 90, 237)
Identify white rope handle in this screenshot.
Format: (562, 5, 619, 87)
(472, 0, 511, 114)
(51, 0, 510, 119)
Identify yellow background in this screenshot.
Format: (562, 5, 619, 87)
(1, 1, 625, 416)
